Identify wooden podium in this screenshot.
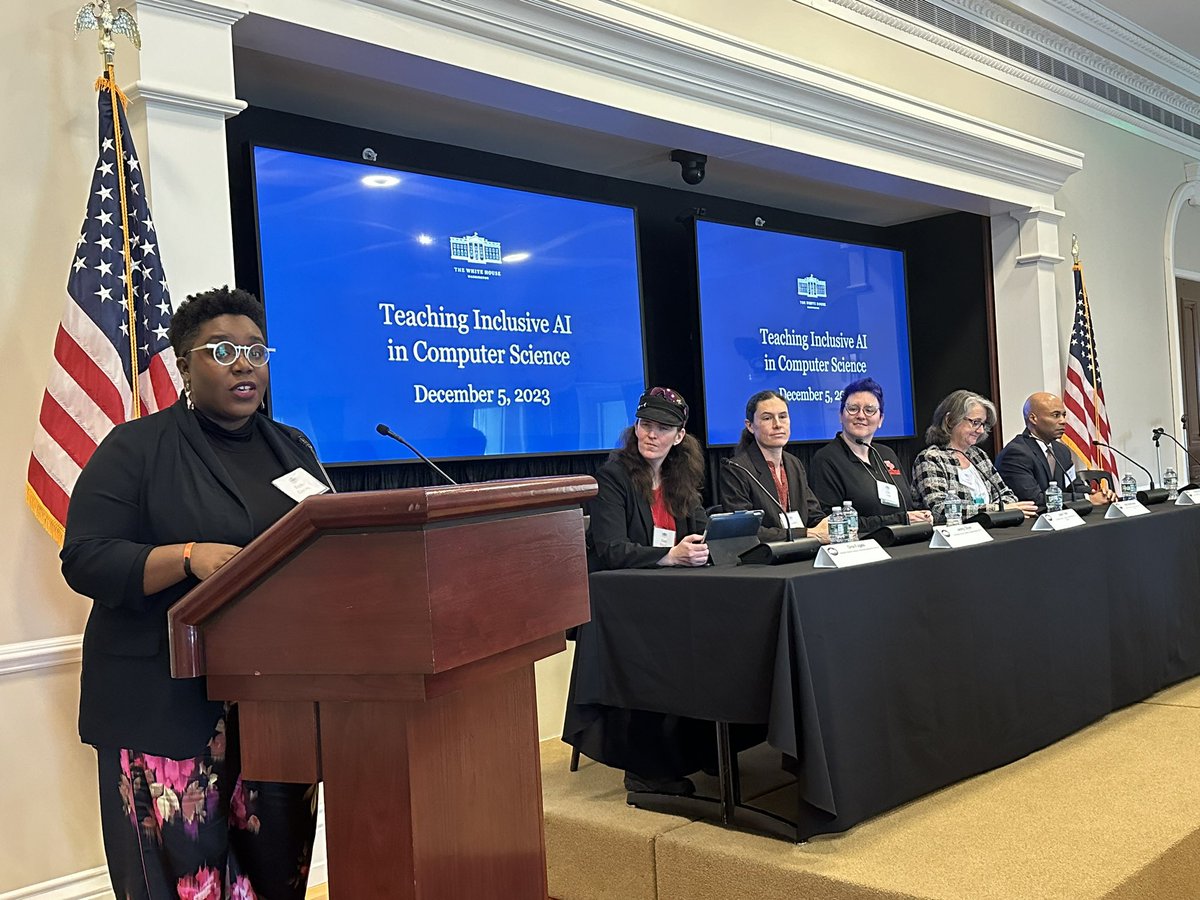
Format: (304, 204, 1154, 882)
(168, 476, 597, 899)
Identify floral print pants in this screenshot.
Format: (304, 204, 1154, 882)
(97, 712, 317, 899)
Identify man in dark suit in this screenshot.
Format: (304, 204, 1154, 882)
(996, 391, 1117, 507)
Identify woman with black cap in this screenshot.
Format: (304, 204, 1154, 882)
(572, 386, 716, 795)
(587, 386, 709, 571)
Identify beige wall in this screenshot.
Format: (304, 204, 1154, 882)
(4, 0, 1198, 892)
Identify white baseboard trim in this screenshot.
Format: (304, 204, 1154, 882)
(0, 635, 82, 677)
(0, 816, 328, 899)
(0, 866, 113, 900)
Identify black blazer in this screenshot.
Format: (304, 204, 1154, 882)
(995, 430, 1088, 507)
(61, 398, 327, 757)
(718, 444, 823, 542)
(808, 435, 914, 533)
(586, 460, 707, 571)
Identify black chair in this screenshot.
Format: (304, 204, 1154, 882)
(1078, 469, 1116, 494)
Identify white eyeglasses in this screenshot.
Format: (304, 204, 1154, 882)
(186, 341, 275, 367)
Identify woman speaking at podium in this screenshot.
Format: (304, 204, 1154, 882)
(809, 377, 931, 532)
(61, 287, 326, 900)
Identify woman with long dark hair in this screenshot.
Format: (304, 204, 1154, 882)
(587, 386, 709, 570)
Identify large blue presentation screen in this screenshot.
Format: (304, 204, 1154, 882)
(253, 147, 646, 463)
(696, 220, 916, 445)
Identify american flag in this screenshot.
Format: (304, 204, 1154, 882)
(26, 75, 181, 545)
(1061, 260, 1118, 477)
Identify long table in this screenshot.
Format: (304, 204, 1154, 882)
(564, 503, 1200, 840)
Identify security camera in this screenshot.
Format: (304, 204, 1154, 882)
(362, 147, 378, 162)
(669, 149, 707, 185)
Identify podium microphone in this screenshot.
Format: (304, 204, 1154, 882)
(1093, 440, 1168, 505)
(722, 458, 793, 540)
(376, 424, 459, 486)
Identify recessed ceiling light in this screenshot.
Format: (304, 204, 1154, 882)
(361, 174, 400, 188)
(502, 252, 530, 263)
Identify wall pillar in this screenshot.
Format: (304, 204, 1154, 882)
(127, 0, 248, 300)
(990, 205, 1066, 438)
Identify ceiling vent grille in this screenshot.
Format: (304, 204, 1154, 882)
(875, 0, 1199, 139)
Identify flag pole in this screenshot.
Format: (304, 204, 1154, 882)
(75, 2, 143, 416)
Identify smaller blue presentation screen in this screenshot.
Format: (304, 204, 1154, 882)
(696, 220, 916, 445)
(253, 147, 646, 463)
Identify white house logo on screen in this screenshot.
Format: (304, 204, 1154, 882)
(796, 274, 828, 310)
(449, 232, 503, 281)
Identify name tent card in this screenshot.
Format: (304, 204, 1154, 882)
(1176, 489, 1200, 506)
(814, 539, 891, 569)
(1105, 499, 1150, 519)
(1032, 509, 1086, 531)
(929, 523, 993, 549)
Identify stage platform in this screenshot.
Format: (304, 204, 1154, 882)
(542, 677, 1200, 900)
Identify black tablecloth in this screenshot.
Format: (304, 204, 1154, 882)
(564, 504, 1200, 838)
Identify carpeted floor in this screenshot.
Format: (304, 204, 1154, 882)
(544, 676, 1200, 900)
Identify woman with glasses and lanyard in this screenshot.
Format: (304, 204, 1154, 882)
(62, 287, 329, 900)
(809, 377, 932, 532)
(719, 389, 831, 543)
(911, 389, 1037, 524)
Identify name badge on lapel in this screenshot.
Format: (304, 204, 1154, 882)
(652, 526, 675, 548)
(877, 481, 900, 507)
(272, 468, 331, 502)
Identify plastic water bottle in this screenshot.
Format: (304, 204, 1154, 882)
(829, 506, 848, 544)
(944, 496, 963, 527)
(843, 501, 859, 542)
(1120, 473, 1137, 502)
(1045, 482, 1063, 513)
(1164, 466, 1179, 500)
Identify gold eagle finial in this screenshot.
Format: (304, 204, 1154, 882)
(74, 1, 141, 68)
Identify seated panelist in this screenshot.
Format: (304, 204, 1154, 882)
(809, 377, 932, 532)
(719, 390, 830, 544)
(576, 386, 733, 796)
(587, 386, 709, 571)
(912, 389, 1038, 523)
(995, 392, 1118, 506)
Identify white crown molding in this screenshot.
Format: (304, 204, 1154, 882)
(811, 0, 1200, 156)
(0, 635, 82, 677)
(354, 0, 1080, 203)
(945, 0, 1200, 114)
(124, 81, 247, 119)
(1006, 0, 1200, 91)
(133, 0, 248, 27)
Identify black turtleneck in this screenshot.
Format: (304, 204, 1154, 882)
(193, 409, 295, 537)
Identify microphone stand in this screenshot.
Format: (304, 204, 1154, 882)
(1154, 428, 1200, 487)
(722, 458, 821, 564)
(723, 458, 793, 540)
(376, 423, 460, 486)
(1153, 429, 1163, 486)
(1094, 440, 1168, 505)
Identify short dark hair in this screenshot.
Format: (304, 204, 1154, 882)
(840, 377, 885, 412)
(737, 390, 786, 450)
(168, 285, 266, 357)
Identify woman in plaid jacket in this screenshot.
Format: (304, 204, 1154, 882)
(912, 390, 1038, 523)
